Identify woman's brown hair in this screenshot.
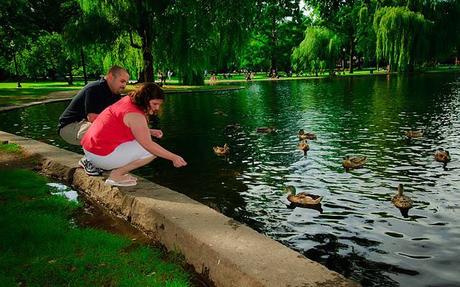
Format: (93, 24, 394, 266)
(129, 82, 165, 114)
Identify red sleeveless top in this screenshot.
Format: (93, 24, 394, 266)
(81, 96, 145, 156)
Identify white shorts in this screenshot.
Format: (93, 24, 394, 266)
(83, 140, 155, 170)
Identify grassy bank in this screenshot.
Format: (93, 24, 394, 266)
(1, 65, 458, 107)
(0, 144, 194, 287)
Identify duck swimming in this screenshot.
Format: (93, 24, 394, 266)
(284, 186, 322, 206)
(342, 155, 367, 170)
(391, 184, 413, 209)
(434, 148, 451, 164)
(213, 144, 230, 156)
(405, 130, 423, 139)
(298, 129, 317, 140)
(256, 127, 276, 133)
(298, 140, 309, 155)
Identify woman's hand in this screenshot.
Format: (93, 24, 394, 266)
(172, 155, 187, 167)
(150, 129, 163, 139)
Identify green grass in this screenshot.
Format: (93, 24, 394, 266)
(2, 65, 458, 107)
(0, 143, 21, 153)
(0, 168, 192, 287)
(0, 82, 83, 107)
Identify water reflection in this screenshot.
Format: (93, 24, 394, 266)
(1, 74, 459, 287)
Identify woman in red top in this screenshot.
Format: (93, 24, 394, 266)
(81, 83, 187, 186)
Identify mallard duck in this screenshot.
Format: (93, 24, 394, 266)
(256, 127, 275, 133)
(298, 140, 309, 155)
(391, 184, 413, 209)
(342, 155, 367, 170)
(213, 144, 230, 156)
(405, 130, 423, 139)
(284, 186, 322, 206)
(298, 129, 317, 140)
(434, 148, 451, 164)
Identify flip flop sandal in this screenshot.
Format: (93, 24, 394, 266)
(126, 174, 137, 181)
(105, 178, 137, 187)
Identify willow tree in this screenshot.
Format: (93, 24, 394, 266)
(373, 6, 430, 72)
(159, 0, 257, 84)
(304, 0, 363, 73)
(77, 0, 256, 85)
(291, 27, 342, 76)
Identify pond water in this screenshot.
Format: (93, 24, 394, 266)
(1, 74, 459, 287)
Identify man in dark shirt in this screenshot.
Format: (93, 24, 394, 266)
(58, 65, 129, 144)
(58, 65, 129, 175)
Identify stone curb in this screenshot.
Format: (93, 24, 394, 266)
(0, 131, 359, 287)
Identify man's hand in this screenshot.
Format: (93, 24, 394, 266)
(150, 129, 163, 139)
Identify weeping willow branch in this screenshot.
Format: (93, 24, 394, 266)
(373, 6, 430, 72)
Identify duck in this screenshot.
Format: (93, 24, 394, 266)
(434, 148, 451, 164)
(342, 155, 367, 170)
(213, 144, 230, 156)
(391, 184, 413, 209)
(298, 140, 309, 155)
(256, 127, 276, 133)
(284, 186, 322, 206)
(298, 129, 317, 140)
(405, 130, 423, 139)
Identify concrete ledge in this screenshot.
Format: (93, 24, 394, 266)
(0, 131, 359, 287)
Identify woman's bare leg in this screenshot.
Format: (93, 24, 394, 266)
(109, 156, 156, 181)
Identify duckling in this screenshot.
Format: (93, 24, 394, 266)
(284, 186, 322, 206)
(298, 129, 317, 140)
(434, 148, 451, 164)
(213, 143, 230, 156)
(256, 127, 276, 133)
(298, 140, 309, 155)
(342, 155, 367, 170)
(391, 184, 413, 209)
(405, 130, 423, 139)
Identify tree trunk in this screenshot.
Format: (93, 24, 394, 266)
(140, 28, 154, 82)
(12, 51, 22, 88)
(80, 47, 88, 85)
(67, 64, 74, 85)
(348, 38, 354, 74)
(269, 16, 277, 74)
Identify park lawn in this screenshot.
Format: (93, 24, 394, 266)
(0, 144, 193, 287)
(0, 80, 244, 107)
(1, 66, 458, 107)
(0, 82, 84, 107)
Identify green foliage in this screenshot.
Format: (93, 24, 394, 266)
(15, 33, 72, 80)
(101, 33, 143, 80)
(239, 34, 271, 71)
(292, 27, 342, 75)
(373, 6, 430, 72)
(355, 3, 377, 66)
(239, 0, 307, 72)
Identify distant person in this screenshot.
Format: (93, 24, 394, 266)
(209, 72, 217, 85)
(58, 65, 129, 175)
(158, 71, 166, 86)
(81, 83, 187, 186)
